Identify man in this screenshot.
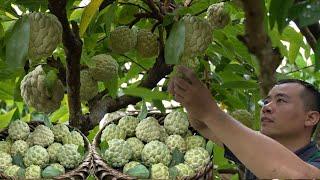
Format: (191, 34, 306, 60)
(168, 65, 320, 179)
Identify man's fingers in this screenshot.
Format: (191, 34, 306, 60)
(168, 77, 175, 95)
(175, 77, 192, 90)
(177, 65, 199, 85)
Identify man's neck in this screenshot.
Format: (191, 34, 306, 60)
(272, 135, 311, 152)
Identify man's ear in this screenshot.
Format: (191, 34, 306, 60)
(305, 111, 320, 127)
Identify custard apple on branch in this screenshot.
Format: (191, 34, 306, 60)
(20, 65, 64, 113)
(88, 54, 119, 82)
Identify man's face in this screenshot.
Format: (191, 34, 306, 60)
(260, 83, 308, 138)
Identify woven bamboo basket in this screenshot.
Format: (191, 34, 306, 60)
(0, 121, 92, 180)
(92, 112, 213, 180)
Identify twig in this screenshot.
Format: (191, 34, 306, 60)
(121, 55, 148, 71)
(299, 26, 317, 51)
(118, 2, 151, 13)
(47, 56, 66, 86)
(284, 64, 315, 75)
(142, 0, 164, 21)
(193, 8, 207, 16)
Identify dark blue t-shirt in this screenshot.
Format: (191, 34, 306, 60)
(224, 141, 320, 179)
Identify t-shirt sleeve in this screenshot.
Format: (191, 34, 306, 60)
(223, 144, 242, 164)
(309, 157, 320, 169)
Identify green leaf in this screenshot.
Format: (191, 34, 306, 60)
(99, 141, 109, 152)
(79, 0, 104, 37)
(169, 148, 184, 167)
(0, 79, 15, 100)
(0, 23, 4, 39)
(297, 1, 320, 27)
(0, 107, 16, 129)
(123, 87, 169, 100)
(49, 105, 68, 123)
(137, 100, 148, 120)
(87, 125, 99, 142)
(17, 168, 25, 178)
(12, 153, 25, 168)
(288, 42, 300, 64)
(6, 16, 30, 70)
(104, 77, 118, 98)
(43, 115, 53, 129)
(42, 166, 64, 178)
(315, 40, 320, 72)
(221, 81, 258, 89)
(78, 145, 85, 156)
(213, 143, 229, 167)
(206, 140, 214, 156)
(45, 70, 58, 97)
(269, 0, 294, 32)
(117, 5, 139, 25)
(169, 167, 179, 179)
(164, 19, 185, 65)
(152, 99, 166, 113)
(126, 164, 150, 179)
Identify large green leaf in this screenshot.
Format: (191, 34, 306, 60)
(137, 100, 148, 120)
(0, 107, 17, 129)
(14, 0, 48, 12)
(79, 0, 104, 37)
(297, 1, 320, 27)
(0, 79, 15, 100)
(269, 0, 294, 33)
(123, 87, 169, 100)
(164, 19, 185, 65)
(221, 80, 258, 89)
(5, 16, 30, 70)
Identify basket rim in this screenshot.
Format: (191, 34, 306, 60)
(0, 120, 92, 179)
(92, 112, 213, 180)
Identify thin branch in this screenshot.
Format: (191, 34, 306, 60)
(47, 56, 66, 86)
(142, 0, 164, 21)
(284, 64, 315, 75)
(119, 2, 151, 13)
(184, 0, 193, 7)
(298, 26, 317, 51)
(121, 54, 148, 71)
(48, 0, 83, 129)
(193, 8, 207, 16)
(151, 21, 161, 33)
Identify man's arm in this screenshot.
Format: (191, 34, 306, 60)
(171, 65, 320, 178)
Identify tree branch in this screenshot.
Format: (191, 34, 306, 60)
(239, 0, 282, 97)
(87, 26, 172, 130)
(142, 0, 164, 21)
(48, 0, 83, 129)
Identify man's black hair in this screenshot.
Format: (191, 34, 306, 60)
(275, 79, 320, 136)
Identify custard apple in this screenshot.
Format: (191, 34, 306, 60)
(118, 116, 139, 137)
(136, 29, 159, 58)
(88, 54, 119, 82)
(206, 2, 230, 29)
(51, 124, 70, 142)
(126, 137, 144, 161)
(165, 135, 187, 153)
(27, 12, 62, 61)
(171, 56, 200, 78)
(57, 144, 82, 169)
(80, 69, 99, 101)
(141, 140, 171, 166)
(62, 131, 84, 147)
(159, 126, 169, 142)
(47, 143, 62, 162)
(150, 163, 170, 179)
(25, 165, 41, 179)
(0, 152, 12, 170)
(104, 139, 132, 168)
(49, 163, 65, 174)
(8, 120, 30, 140)
(230, 109, 253, 128)
(4, 165, 20, 177)
(185, 135, 206, 150)
(164, 110, 189, 135)
(101, 124, 126, 143)
(101, 110, 126, 125)
(183, 15, 212, 57)
(0, 141, 11, 154)
(174, 163, 195, 178)
(184, 147, 210, 171)
(30, 125, 54, 147)
(136, 117, 161, 143)
(24, 145, 49, 167)
(20, 65, 64, 113)
(123, 161, 141, 174)
(11, 140, 29, 156)
(109, 26, 137, 54)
